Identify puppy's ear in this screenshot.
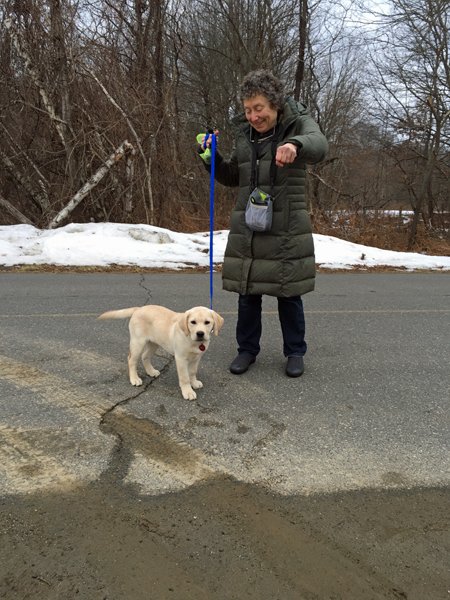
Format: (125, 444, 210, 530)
(212, 311, 224, 336)
(179, 311, 191, 336)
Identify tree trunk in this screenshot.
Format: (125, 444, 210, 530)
(0, 148, 49, 216)
(0, 194, 35, 225)
(50, 0, 77, 187)
(48, 141, 134, 229)
(294, 0, 308, 101)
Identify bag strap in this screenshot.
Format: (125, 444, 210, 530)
(250, 127, 279, 195)
(269, 137, 278, 195)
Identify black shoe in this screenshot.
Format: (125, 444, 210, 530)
(229, 353, 256, 375)
(286, 356, 304, 377)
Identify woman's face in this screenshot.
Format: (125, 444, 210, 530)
(243, 94, 278, 133)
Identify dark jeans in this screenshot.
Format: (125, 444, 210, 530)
(236, 294, 307, 357)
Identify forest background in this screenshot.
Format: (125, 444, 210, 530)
(0, 0, 448, 254)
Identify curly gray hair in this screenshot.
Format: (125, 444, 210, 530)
(239, 70, 285, 110)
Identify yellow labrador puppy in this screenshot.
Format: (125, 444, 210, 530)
(99, 305, 224, 400)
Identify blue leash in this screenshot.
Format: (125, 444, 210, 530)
(205, 132, 216, 309)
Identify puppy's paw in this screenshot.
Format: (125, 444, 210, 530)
(191, 379, 203, 390)
(181, 386, 197, 401)
(145, 367, 160, 378)
(130, 375, 143, 386)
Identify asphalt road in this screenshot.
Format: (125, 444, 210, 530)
(0, 271, 449, 497)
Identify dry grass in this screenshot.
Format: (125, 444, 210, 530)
(313, 214, 450, 256)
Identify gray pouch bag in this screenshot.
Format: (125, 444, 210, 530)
(245, 188, 273, 232)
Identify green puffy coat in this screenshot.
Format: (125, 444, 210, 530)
(214, 96, 328, 297)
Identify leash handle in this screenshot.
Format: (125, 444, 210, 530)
(209, 133, 216, 309)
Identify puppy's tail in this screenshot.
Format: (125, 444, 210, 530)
(98, 307, 139, 320)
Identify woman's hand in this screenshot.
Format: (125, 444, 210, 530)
(196, 130, 219, 164)
(275, 142, 298, 167)
(197, 130, 219, 150)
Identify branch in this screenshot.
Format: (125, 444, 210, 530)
(309, 170, 356, 199)
(0, 193, 35, 225)
(0, 147, 49, 213)
(5, 18, 73, 149)
(82, 66, 154, 224)
(48, 141, 134, 229)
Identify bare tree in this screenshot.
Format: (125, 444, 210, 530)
(48, 140, 134, 228)
(0, 0, 447, 250)
(368, 0, 450, 247)
(293, 0, 308, 100)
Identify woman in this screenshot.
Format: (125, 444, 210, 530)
(198, 70, 328, 377)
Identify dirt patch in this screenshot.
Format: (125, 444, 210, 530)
(0, 264, 210, 274)
(0, 478, 448, 600)
(1, 263, 449, 275)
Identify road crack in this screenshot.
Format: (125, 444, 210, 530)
(98, 361, 216, 491)
(138, 274, 154, 303)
